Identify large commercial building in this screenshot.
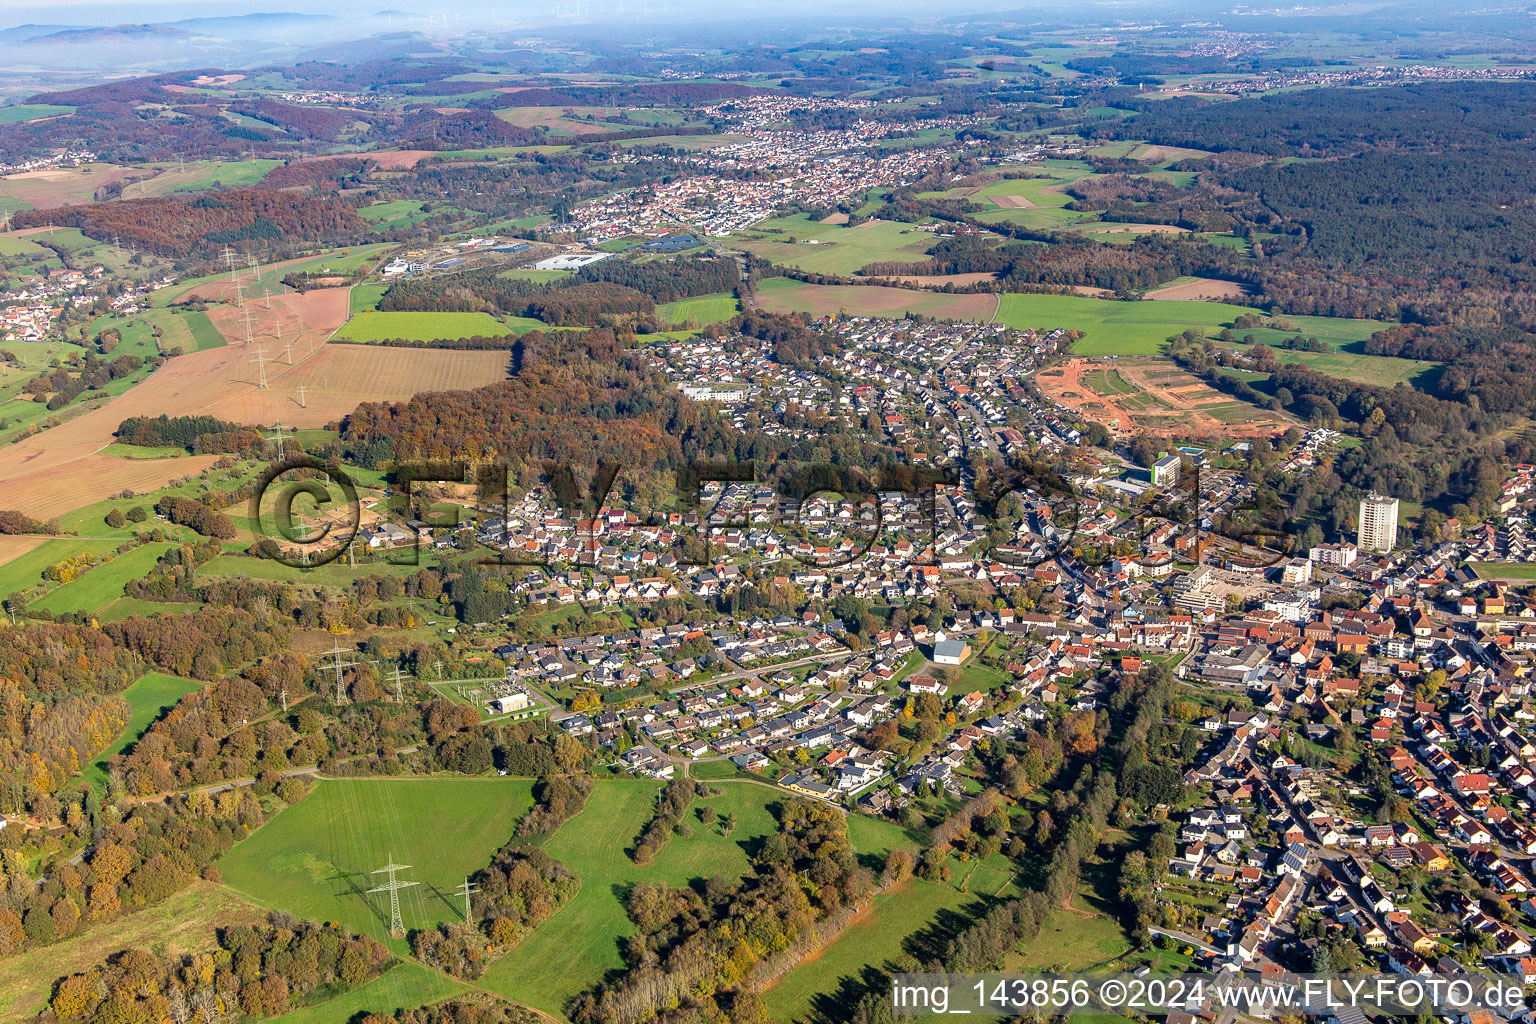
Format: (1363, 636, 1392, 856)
(1357, 494, 1399, 554)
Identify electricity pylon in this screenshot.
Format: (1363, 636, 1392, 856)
(265, 421, 293, 460)
(367, 855, 418, 937)
(453, 877, 479, 922)
(324, 638, 366, 703)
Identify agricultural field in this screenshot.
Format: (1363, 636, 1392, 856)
(0, 289, 356, 519)
(0, 452, 221, 522)
(0, 234, 62, 276)
(210, 343, 511, 428)
(332, 310, 509, 343)
(1143, 276, 1256, 302)
(481, 779, 810, 1018)
(218, 777, 538, 955)
(359, 200, 436, 233)
(731, 215, 939, 276)
(610, 133, 748, 151)
(994, 292, 1264, 355)
(493, 106, 628, 134)
(0, 103, 75, 125)
(119, 158, 280, 199)
(755, 278, 998, 322)
(4, 226, 170, 280)
(1224, 334, 1436, 388)
(656, 292, 741, 326)
(0, 163, 148, 211)
(153, 247, 390, 307)
(1037, 356, 1295, 439)
(925, 160, 1103, 233)
(82, 672, 203, 792)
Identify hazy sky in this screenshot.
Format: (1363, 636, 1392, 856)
(0, 0, 1183, 31)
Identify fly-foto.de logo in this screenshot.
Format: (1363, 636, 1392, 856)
(249, 455, 1294, 572)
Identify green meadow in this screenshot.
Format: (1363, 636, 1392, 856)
(657, 292, 741, 326)
(218, 777, 537, 955)
(0, 538, 123, 599)
(83, 672, 202, 792)
(0, 103, 75, 125)
(479, 779, 914, 1019)
(731, 215, 939, 276)
(32, 541, 173, 616)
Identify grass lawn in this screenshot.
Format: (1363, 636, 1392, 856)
(478, 779, 786, 1018)
(994, 293, 1262, 355)
(121, 159, 281, 199)
(218, 777, 537, 956)
(1468, 561, 1536, 580)
(33, 542, 172, 616)
(97, 596, 201, 621)
(731, 216, 938, 276)
(0, 538, 123, 599)
(957, 660, 1009, 694)
(271, 959, 467, 1024)
(993, 294, 1388, 362)
(201, 553, 421, 585)
(359, 200, 434, 232)
(656, 292, 741, 327)
(333, 310, 509, 343)
(0, 882, 263, 1024)
(350, 284, 389, 313)
(83, 672, 202, 792)
(0, 103, 75, 125)
(763, 877, 997, 1024)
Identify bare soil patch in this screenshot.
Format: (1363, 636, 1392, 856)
(757, 282, 996, 321)
(210, 345, 510, 428)
(1144, 277, 1255, 301)
(989, 194, 1036, 209)
(5, 452, 221, 520)
(1132, 144, 1212, 162)
(1036, 356, 1292, 439)
(0, 534, 50, 568)
(858, 271, 999, 288)
(1, 164, 147, 209)
(1084, 223, 1190, 236)
(365, 150, 437, 169)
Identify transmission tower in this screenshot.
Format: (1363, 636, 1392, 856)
(266, 421, 293, 460)
(324, 638, 365, 703)
(367, 855, 419, 937)
(251, 346, 270, 389)
(391, 665, 405, 703)
(297, 384, 307, 409)
(247, 254, 272, 309)
(453, 877, 479, 922)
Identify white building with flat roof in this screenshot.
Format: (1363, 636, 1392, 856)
(533, 252, 615, 271)
(1357, 494, 1399, 554)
